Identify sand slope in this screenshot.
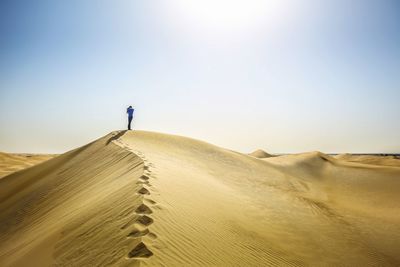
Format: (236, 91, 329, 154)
(0, 152, 55, 179)
(0, 134, 146, 266)
(335, 153, 400, 167)
(1, 131, 400, 266)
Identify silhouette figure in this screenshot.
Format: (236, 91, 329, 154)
(127, 106, 134, 130)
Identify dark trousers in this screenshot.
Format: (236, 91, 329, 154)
(128, 116, 133, 130)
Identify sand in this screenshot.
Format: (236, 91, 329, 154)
(0, 152, 55, 179)
(248, 149, 274, 158)
(334, 153, 400, 167)
(0, 131, 399, 266)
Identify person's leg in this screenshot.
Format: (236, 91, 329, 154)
(128, 116, 133, 130)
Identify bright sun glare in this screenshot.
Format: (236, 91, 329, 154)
(172, 0, 293, 32)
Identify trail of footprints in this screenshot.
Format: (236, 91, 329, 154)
(111, 136, 157, 260)
(126, 149, 156, 259)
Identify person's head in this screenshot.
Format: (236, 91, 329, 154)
(128, 105, 132, 108)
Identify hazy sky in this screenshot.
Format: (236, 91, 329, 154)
(1, 0, 399, 154)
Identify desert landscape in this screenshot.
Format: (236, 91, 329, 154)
(1, 0, 399, 266)
(0, 153, 56, 179)
(0, 130, 399, 266)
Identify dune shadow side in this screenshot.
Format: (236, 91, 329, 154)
(106, 130, 127, 145)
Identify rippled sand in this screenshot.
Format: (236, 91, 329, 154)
(1, 131, 399, 266)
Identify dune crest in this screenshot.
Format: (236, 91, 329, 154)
(1, 131, 400, 266)
(0, 132, 156, 267)
(248, 149, 274, 158)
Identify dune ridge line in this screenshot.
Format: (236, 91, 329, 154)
(110, 131, 157, 260)
(0, 130, 399, 266)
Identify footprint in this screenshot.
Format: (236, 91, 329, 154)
(128, 242, 153, 258)
(138, 187, 150, 195)
(128, 228, 149, 238)
(135, 204, 152, 214)
(148, 232, 157, 239)
(137, 215, 153, 226)
(140, 175, 150, 180)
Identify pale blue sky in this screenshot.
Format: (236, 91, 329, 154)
(1, 0, 399, 153)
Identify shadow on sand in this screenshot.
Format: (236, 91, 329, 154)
(106, 130, 128, 145)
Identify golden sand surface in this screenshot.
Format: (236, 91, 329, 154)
(334, 153, 400, 167)
(0, 152, 55, 179)
(248, 149, 274, 158)
(0, 131, 399, 266)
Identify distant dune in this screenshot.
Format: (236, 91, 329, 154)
(335, 153, 400, 167)
(248, 149, 274, 158)
(0, 152, 55, 178)
(0, 131, 400, 266)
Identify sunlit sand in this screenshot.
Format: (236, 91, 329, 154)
(0, 131, 399, 266)
(0, 152, 55, 179)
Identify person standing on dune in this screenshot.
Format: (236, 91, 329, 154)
(127, 106, 134, 130)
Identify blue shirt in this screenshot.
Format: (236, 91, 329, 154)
(127, 107, 134, 117)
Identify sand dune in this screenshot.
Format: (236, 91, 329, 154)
(1, 131, 400, 266)
(0, 152, 55, 179)
(335, 153, 400, 167)
(248, 149, 274, 158)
